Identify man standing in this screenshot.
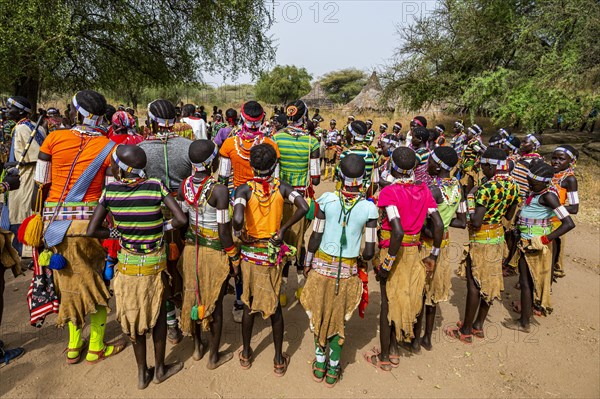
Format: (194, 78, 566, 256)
(272, 100, 320, 305)
(3, 96, 46, 257)
(181, 104, 208, 140)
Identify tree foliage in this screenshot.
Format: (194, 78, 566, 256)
(319, 69, 367, 104)
(255, 65, 312, 105)
(383, 0, 600, 131)
(0, 0, 274, 110)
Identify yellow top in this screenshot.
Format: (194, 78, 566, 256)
(245, 179, 284, 239)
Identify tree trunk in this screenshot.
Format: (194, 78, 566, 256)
(13, 74, 40, 115)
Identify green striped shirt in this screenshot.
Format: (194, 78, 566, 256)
(339, 145, 380, 187)
(273, 128, 320, 187)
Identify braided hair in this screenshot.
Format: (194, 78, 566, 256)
(148, 99, 176, 120)
(74, 90, 107, 116)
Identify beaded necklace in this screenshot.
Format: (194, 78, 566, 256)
(233, 135, 263, 161)
(434, 177, 460, 206)
(119, 176, 147, 186)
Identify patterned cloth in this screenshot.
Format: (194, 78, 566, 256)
(365, 129, 376, 145)
(272, 127, 320, 187)
(414, 147, 431, 184)
(99, 178, 169, 254)
(511, 153, 543, 199)
(450, 132, 467, 156)
(475, 176, 519, 224)
(462, 138, 484, 170)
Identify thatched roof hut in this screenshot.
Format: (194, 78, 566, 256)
(301, 82, 334, 109)
(346, 71, 394, 112)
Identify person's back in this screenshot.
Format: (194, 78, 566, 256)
(273, 126, 319, 188)
(182, 116, 207, 140)
(138, 135, 192, 192)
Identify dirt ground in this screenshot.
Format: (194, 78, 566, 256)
(1, 181, 599, 398)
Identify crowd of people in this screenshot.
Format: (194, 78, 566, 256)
(0, 91, 580, 390)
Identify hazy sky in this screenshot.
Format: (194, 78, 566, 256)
(204, 0, 439, 84)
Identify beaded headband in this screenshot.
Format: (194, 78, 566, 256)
(393, 123, 401, 129)
(338, 169, 364, 187)
(468, 126, 481, 136)
(430, 151, 452, 171)
(192, 146, 218, 172)
(498, 128, 509, 137)
(555, 146, 576, 160)
(480, 157, 508, 167)
(380, 123, 388, 129)
(381, 137, 399, 146)
(527, 169, 552, 182)
(112, 149, 146, 178)
(506, 140, 518, 152)
(73, 94, 103, 127)
(7, 97, 31, 113)
(489, 138, 506, 147)
(147, 104, 175, 127)
(411, 118, 424, 127)
(253, 161, 278, 176)
(526, 134, 541, 149)
(390, 158, 413, 174)
(366, 119, 373, 124)
(348, 124, 365, 141)
(435, 126, 444, 134)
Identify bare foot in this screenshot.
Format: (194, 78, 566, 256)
(138, 367, 154, 390)
(153, 362, 184, 384)
(193, 341, 205, 361)
(410, 338, 421, 354)
(501, 318, 531, 333)
(420, 337, 433, 351)
(207, 351, 233, 370)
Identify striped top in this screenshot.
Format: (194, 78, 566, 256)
(511, 153, 542, 200)
(365, 129, 376, 145)
(414, 147, 431, 184)
(339, 144, 380, 187)
(273, 128, 320, 187)
(462, 138, 483, 169)
(450, 132, 467, 156)
(99, 178, 169, 254)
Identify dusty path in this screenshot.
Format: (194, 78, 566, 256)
(1, 182, 599, 398)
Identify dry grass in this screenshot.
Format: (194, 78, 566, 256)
(573, 158, 600, 226)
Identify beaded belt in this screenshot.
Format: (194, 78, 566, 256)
(43, 201, 97, 221)
(241, 243, 273, 266)
(185, 228, 223, 251)
(518, 216, 553, 227)
(422, 229, 450, 248)
(379, 230, 421, 247)
(312, 250, 357, 279)
(117, 249, 167, 276)
(469, 224, 503, 242)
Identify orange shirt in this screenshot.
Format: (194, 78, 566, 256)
(40, 129, 114, 202)
(245, 180, 283, 239)
(219, 136, 280, 188)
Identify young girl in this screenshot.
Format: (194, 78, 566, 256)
(410, 126, 431, 185)
(301, 154, 378, 387)
(550, 145, 579, 279)
(418, 147, 467, 351)
(512, 133, 543, 200)
(502, 162, 575, 332)
(233, 143, 308, 377)
(446, 148, 519, 343)
(178, 140, 237, 369)
(87, 144, 187, 389)
(366, 147, 443, 368)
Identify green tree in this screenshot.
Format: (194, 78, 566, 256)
(384, 0, 600, 131)
(255, 65, 312, 105)
(319, 69, 367, 104)
(0, 0, 274, 111)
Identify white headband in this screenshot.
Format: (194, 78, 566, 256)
(430, 151, 452, 171)
(112, 149, 146, 178)
(480, 157, 508, 167)
(527, 169, 552, 182)
(147, 106, 175, 127)
(468, 127, 480, 136)
(393, 123, 401, 129)
(348, 124, 364, 141)
(192, 146, 219, 172)
(526, 134, 541, 149)
(435, 126, 444, 134)
(454, 121, 464, 130)
(498, 128, 509, 137)
(506, 140, 518, 152)
(555, 146, 575, 160)
(72, 95, 103, 127)
(489, 137, 506, 146)
(390, 158, 413, 174)
(7, 98, 31, 113)
(338, 169, 364, 187)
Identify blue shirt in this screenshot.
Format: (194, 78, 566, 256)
(317, 192, 379, 258)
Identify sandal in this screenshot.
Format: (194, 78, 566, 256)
(86, 341, 126, 364)
(456, 321, 484, 339)
(324, 365, 343, 388)
(238, 349, 253, 370)
(312, 359, 326, 382)
(511, 300, 543, 317)
(64, 339, 87, 365)
(444, 326, 473, 344)
(389, 355, 400, 368)
(363, 350, 392, 371)
(273, 353, 290, 377)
